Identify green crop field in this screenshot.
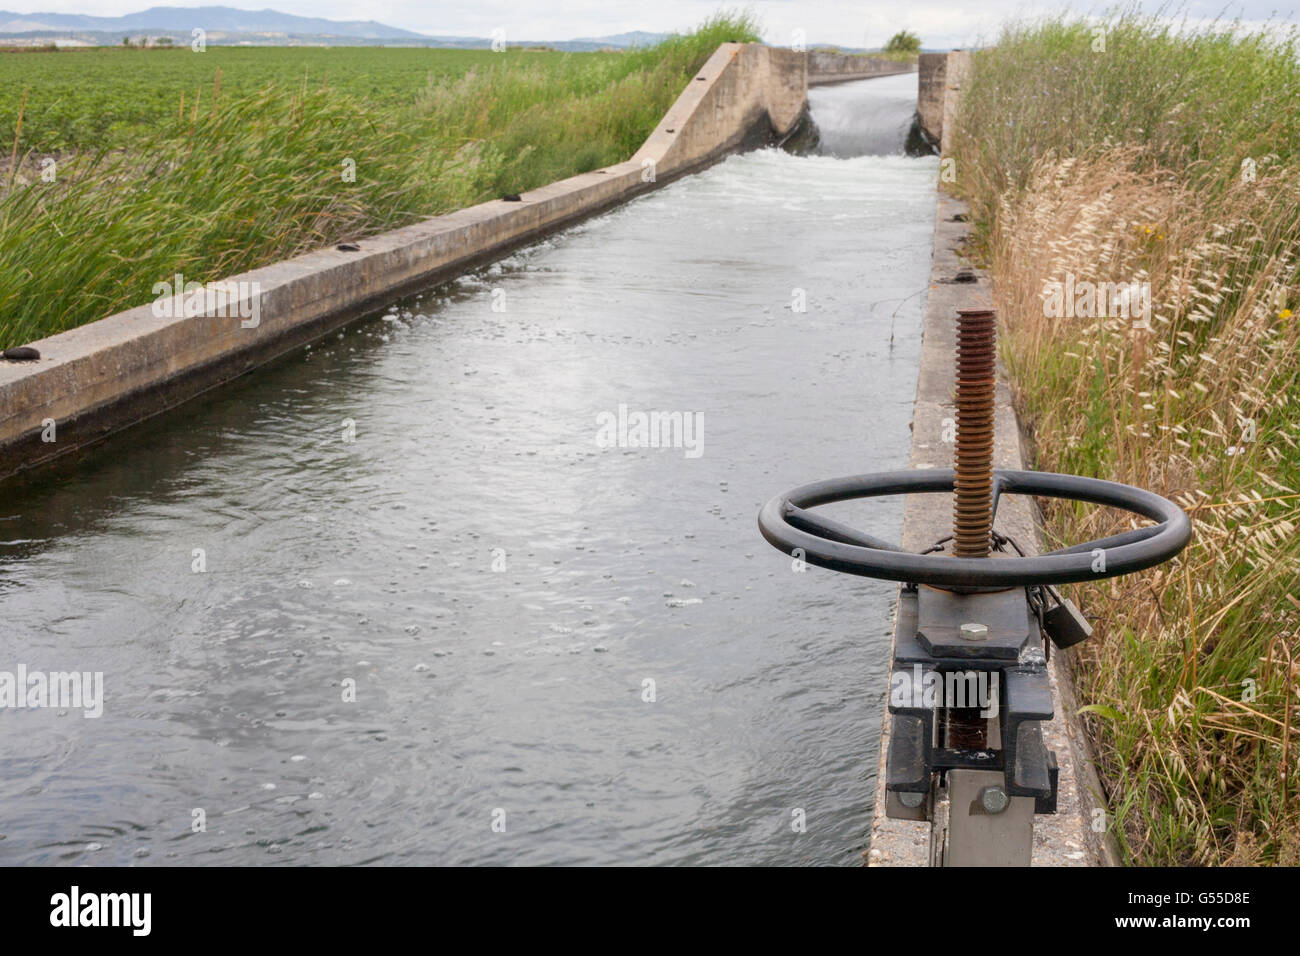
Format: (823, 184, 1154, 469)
(0, 46, 632, 152)
(0, 13, 761, 345)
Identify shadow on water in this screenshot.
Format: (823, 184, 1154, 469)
(0, 76, 939, 866)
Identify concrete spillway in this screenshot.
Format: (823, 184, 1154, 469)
(808, 72, 921, 157)
(0, 77, 936, 865)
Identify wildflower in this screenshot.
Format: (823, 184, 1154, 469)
(1280, 309, 1293, 320)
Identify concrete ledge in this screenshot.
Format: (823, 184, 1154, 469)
(0, 42, 808, 481)
(807, 51, 916, 86)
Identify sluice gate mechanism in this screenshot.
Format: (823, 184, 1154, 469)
(758, 309, 1191, 865)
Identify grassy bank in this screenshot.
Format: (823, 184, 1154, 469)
(0, 13, 760, 346)
(950, 15, 1300, 864)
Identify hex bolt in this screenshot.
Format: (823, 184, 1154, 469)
(898, 790, 925, 808)
(980, 786, 1009, 814)
(959, 622, 989, 641)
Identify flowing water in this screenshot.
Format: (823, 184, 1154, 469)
(0, 75, 936, 866)
(809, 71, 922, 157)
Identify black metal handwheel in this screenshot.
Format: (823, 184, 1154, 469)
(757, 468, 1191, 588)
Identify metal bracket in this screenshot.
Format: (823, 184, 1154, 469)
(884, 582, 1060, 866)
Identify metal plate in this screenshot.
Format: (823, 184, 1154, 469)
(916, 586, 1036, 660)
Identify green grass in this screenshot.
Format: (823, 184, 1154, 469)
(950, 12, 1300, 865)
(0, 12, 761, 345)
(0, 47, 608, 152)
(952, 14, 1300, 204)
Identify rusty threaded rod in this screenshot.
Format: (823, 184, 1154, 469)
(952, 309, 996, 558)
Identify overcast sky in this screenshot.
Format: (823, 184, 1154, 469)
(13, 1, 1300, 48)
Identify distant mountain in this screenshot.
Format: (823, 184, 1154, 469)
(0, 6, 425, 39)
(573, 31, 670, 47)
(400, 31, 671, 51)
(0, 8, 684, 47)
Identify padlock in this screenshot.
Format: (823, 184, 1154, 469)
(1041, 595, 1093, 648)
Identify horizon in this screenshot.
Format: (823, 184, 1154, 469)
(2, 1, 1298, 51)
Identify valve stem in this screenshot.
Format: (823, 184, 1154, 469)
(952, 309, 996, 558)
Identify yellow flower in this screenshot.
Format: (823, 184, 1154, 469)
(1281, 308, 1293, 319)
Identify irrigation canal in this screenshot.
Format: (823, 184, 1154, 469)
(0, 72, 937, 865)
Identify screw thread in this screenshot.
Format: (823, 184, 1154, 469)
(952, 309, 996, 558)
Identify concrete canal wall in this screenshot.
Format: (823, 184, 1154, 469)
(916, 50, 972, 152)
(807, 51, 916, 86)
(917, 53, 948, 146)
(0, 42, 820, 480)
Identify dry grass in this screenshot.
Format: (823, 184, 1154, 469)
(951, 16, 1300, 864)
